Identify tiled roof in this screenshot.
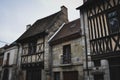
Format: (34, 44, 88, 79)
(50, 18, 81, 44)
(77, 0, 103, 9)
(17, 11, 60, 41)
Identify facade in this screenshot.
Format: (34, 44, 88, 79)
(0, 46, 6, 79)
(49, 19, 84, 80)
(16, 6, 68, 80)
(1, 43, 18, 80)
(77, 0, 120, 80)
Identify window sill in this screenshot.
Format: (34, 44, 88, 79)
(53, 62, 83, 68)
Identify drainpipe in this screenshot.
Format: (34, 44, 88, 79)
(15, 44, 20, 80)
(16, 43, 22, 80)
(82, 9, 90, 80)
(48, 43, 53, 80)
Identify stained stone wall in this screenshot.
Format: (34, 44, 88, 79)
(52, 38, 84, 80)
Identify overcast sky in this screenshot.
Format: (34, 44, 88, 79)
(0, 0, 83, 47)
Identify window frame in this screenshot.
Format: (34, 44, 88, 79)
(62, 44, 71, 64)
(28, 40, 37, 54)
(106, 8, 120, 34)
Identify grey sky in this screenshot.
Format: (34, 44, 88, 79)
(0, 0, 83, 47)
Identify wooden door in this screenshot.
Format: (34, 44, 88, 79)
(109, 58, 120, 80)
(26, 69, 41, 80)
(94, 74, 104, 80)
(63, 71, 78, 80)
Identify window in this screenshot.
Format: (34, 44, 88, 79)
(28, 40, 37, 54)
(6, 53, 10, 65)
(107, 10, 120, 34)
(63, 44, 71, 64)
(0, 58, 3, 66)
(94, 60, 101, 67)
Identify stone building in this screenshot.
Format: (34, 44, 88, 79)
(0, 46, 6, 79)
(16, 6, 68, 80)
(49, 19, 84, 80)
(1, 42, 18, 80)
(77, 0, 120, 80)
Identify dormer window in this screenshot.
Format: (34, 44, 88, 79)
(107, 9, 120, 34)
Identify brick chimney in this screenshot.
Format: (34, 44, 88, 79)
(61, 5, 69, 23)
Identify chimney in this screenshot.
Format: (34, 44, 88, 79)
(83, 0, 87, 3)
(26, 24, 31, 30)
(61, 5, 69, 23)
(61, 6, 67, 14)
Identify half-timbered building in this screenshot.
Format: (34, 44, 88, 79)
(49, 19, 84, 80)
(77, 0, 120, 80)
(16, 6, 68, 80)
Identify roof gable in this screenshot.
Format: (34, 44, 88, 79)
(17, 11, 60, 42)
(50, 18, 81, 45)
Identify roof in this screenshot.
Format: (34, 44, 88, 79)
(77, 0, 104, 9)
(50, 18, 81, 45)
(0, 45, 7, 55)
(5, 41, 18, 49)
(17, 11, 61, 42)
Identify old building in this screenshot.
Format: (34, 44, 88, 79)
(49, 19, 84, 80)
(1, 42, 18, 80)
(77, 0, 120, 80)
(0, 46, 6, 79)
(16, 6, 68, 80)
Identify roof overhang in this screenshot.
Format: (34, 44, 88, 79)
(17, 31, 48, 43)
(77, 0, 105, 10)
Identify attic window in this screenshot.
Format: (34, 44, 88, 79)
(70, 24, 76, 28)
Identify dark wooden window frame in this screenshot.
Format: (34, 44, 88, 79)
(28, 40, 37, 54)
(106, 7, 120, 35)
(62, 44, 71, 64)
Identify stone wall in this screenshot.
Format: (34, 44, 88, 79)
(52, 38, 84, 80)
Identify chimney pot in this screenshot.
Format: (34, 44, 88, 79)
(26, 24, 31, 30)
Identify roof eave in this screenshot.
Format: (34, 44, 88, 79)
(76, 0, 104, 10)
(17, 31, 48, 43)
